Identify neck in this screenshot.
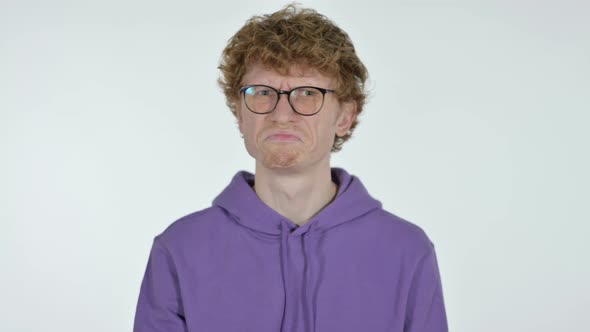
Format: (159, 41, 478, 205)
(253, 161, 337, 227)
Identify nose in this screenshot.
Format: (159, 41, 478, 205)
(269, 92, 297, 123)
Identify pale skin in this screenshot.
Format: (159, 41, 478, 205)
(236, 63, 357, 227)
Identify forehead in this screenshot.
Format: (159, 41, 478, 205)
(241, 63, 335, 88)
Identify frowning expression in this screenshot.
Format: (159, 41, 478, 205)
(237, 63, 356, 171)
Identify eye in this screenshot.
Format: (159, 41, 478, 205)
(257, 89, 273, 96)
(297, 88, 317, 97)
(244, 87, 256, 95)
(244, 86, 275, 96)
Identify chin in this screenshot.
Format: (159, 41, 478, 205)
(260, 146, 305, 169)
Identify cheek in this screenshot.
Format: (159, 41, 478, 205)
(241, 120, 260, 158)
(243, 117, 266, 148)
(240, 114, 257, 135)
(310, 116, 338, 148)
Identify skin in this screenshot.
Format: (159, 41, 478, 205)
(236, 63, 357, 226)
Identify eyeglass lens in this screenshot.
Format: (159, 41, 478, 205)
(243, 86, 325, 115)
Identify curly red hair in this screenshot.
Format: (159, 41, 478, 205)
(218, 4, 368, 152)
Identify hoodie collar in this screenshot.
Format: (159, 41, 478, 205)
(212, 167, 382, 236)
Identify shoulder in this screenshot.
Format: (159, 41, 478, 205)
(154, 206, 231, 253)
(364, 208, 434, 255)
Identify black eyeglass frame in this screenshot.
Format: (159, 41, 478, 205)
(239, 84, 336, 116)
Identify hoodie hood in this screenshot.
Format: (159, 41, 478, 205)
(212, 167, 382, 236)
(212, 167, 382, 332)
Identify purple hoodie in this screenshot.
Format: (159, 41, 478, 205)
(133, 168, 448, 332)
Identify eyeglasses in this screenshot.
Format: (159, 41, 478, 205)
(239, 84, 336, 116)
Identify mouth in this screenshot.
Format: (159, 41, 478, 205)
(264, 131, 302, 142)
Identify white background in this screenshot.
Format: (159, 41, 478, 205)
(1, 0, 589, 331)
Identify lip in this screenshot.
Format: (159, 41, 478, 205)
(265, 130, 302, 142)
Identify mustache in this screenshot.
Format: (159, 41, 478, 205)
(258, 125, 306, 139)
(264, 125, 301, 131)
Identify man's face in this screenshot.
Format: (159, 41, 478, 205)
(237, 63, 356, 172)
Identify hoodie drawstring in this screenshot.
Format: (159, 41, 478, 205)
(280, 221, 289, 332)
(303, 231, 315, 332)
(280, 220, 317, 332)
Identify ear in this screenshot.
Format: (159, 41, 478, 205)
(335, 100, 357, 137)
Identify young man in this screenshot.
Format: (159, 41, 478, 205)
(134, 5, 448, 332)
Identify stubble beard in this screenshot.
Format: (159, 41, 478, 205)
(260, 144, 305, 169)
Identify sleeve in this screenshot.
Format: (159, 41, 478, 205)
(133, 237, 188, 332)
(404, 243, 449, 332)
